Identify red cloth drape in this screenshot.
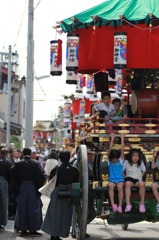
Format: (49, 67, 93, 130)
(85, 98, 98, 114)
(72, 99, 80, 115)
(78, 24, 159, 74)
(57, 39, 62, 66)
(72, 98, 98, 115)
(71, 122, 77, 131)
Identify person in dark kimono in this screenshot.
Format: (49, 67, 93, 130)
(9, 148, 18, 164)
(10, 148, 46, 236)
(42, 151, 79, 240)
(8, 148, 19, 220)
(0, 150, 12, 229)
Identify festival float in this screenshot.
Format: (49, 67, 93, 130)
(51, 1, 159, 239)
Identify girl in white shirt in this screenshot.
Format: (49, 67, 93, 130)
(123, 149, 146, 213)
(44, 152, 58, 177)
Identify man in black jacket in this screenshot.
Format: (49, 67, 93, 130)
(11, 148, 46, 236)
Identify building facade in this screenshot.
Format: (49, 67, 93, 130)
(0, 66, 26, 146)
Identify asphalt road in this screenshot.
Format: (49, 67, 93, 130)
(1, 196, 159, 240)
(1, 220, 159, 240)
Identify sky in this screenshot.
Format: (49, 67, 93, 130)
(0, 0, 105, 123)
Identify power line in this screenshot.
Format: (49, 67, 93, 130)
(34, 0, 43, 10)
(35, 78, 46, 96)
(14, 0, 28, 47)
(34, 70, 46, 96)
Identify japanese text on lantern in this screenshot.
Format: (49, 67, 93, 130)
(114, 32, 127, 68)
(50, 40, 62, 75)
(66, 36, 79, 70)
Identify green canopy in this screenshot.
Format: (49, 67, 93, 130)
(60, 0, 159, 32)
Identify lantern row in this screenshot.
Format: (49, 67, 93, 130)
(63, 98, 98, 124)
(50, 32, 127, 76)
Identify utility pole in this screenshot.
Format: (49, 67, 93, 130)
(25, 0, 34, 147)
(0, 48, 18, 148)
(6, 45, 12, 149)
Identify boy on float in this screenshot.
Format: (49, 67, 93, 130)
(92, 91, 114, 120)
(111, 98, 127, 123)
(151, 151, 159, 213)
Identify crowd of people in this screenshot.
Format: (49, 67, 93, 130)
(0, 91, 159, 239)
(0, 146, 79, 240)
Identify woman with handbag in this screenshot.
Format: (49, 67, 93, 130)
(41, 151, 79, 240)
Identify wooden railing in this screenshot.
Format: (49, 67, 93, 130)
(81, 118, 159, 136)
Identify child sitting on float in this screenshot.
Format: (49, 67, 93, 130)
(108, 134, 125, 213)
(91, 91, 114, 121)
(123, 148, 146, 213)
(111, 98, 127, 123)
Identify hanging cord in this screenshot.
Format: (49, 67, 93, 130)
(14, 0, 28, 47)
(93, 19, 96, 31)
(123, 18, 159, 31)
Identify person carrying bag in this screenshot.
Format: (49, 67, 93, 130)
(41, 151, 79, 240)
(39, 168, 58, 198)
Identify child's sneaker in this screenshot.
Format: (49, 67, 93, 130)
(139, 203, 145, 213)
(156, 203, 159, 213)
(125, 204, 132, 212)
(117, 206, 122, 214)
(112, 204, 117, 212)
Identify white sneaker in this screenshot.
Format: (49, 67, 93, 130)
(156, 203, 159, 213)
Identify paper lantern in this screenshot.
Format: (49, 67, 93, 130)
(86, 74, 94, 95)
(116, 69, 123, 94)
(75, 74, 84, 94)
(50, 40, 62, 76)
(66, 71, 78, 84)
(63, 99, 71, 122)
(79, 99, 85, 120)
(114, 32, 127, 69)
(66, 33, 79, 71)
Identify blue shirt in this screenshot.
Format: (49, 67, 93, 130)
(108, 158, 124, 184)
